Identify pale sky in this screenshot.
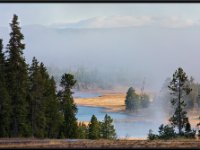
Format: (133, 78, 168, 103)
(1, 4, 200, 28)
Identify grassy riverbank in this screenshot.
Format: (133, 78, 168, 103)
(74, 92, 126, 112)
(74, 90, 200, 129)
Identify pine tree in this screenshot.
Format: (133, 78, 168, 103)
(77, 122, 88, 139)
(101, 114, 116, 139)
(88, 115, 100, 139)
(125, 87, 140, 111)
(38, 62, 50, 138)
(99, 121, 103, 138)
(141, 93, 150, 108)
(187, 77, 196, 108)
(184, 117, 191, 133)
(6, 14, 30, 137)
(45, 76, 63, 138)
(28, 57, 46, 138)
(184, 76, 199, 109)
(58, 73, 78, 138)
(168, 67, 192, 135)
(28, 57, 63, 138)
(0, 39, 11, 137)
(38, 62, 63, 138)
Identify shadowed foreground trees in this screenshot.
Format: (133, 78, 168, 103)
(28, 57, 63, 138)
(0, 14, 117, 139)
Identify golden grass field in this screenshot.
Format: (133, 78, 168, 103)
(1, 138, 200, 148)
(74, 88, 155, 112)
(74, 92, 126, 112)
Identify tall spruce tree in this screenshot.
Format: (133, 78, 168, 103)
(101, 114, 116, 139)
(88, 115, 100, 139)
(28, 57, 46, 137)
(58, 73, 78, 138)
(168, 67, 192, 135)
(0, 39, 11, 137)
(6, 14, 30, 137)
(38, 62, 50, 137)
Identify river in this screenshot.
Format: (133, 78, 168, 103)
(74, 91, 161, 139)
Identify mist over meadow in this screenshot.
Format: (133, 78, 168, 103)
(1, 24, 200, 92)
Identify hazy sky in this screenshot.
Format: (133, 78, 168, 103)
(1, 3, 200, 91)
(1, 4, 200, 28)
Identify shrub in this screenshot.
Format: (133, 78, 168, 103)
(184, 130, 196, 139)
(157, 124, 176, 140)
(148, 129, 158, 140)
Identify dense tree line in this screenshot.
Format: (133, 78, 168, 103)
(48, 66, 139, 91)
(125, 87, 150, 112)
(0, 14, 116, 139)
(73, 114, 117, 140)
(0, 14, 65, 138)
(77, 114, 117, 140)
